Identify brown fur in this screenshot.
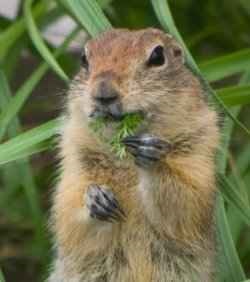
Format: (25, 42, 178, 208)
(48, 28, 220, 282)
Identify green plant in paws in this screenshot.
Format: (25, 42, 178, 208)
(89, 113, 144, 159)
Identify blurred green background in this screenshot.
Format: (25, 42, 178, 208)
(0, 0, 250, 281)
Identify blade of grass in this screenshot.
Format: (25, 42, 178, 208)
(216, 194, 246, 281)
(58, 0, 111, 37)
(200, 49, 250, 82)
(23, 0, 69, 82)
(0, 141, 50, 165)
(217, 84, 250, 106)
(219, 173, 250, 226)
(0, 118, 60, 165)
(227, 158, 249, 243)
(0, 28, 78, 141)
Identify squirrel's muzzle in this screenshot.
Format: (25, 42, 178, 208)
(91, 80, 123, 120)
(93, 80, 119, 105)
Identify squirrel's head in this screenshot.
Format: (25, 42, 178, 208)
(69, 28, 217, 140)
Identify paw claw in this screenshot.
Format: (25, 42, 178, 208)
(123, 134, 170, 168)
(86, 184, 125, 222)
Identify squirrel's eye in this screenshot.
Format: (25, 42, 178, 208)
(81, 53, 89, 71)
(147, 45, 165, 67)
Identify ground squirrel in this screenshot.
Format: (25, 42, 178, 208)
(48, 28, 220, 282)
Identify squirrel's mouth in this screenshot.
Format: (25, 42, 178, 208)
(89, 109, 123, 121)
(89, 104, 123, 121)
(89, 105, 145, 123)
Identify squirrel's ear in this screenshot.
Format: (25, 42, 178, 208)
(171, 43, 185, 64)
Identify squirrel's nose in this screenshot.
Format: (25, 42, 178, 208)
(94, 81, 119, 106)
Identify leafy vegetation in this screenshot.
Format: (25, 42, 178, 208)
(0, 0, 250, 281)
(90, 113, 144, 159)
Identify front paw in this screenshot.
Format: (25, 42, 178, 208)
(86, 184, 125, 222)
(122, 134, 171, 168)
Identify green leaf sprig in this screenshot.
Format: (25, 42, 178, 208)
(89, 113, 144, 159)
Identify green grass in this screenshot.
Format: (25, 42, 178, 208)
(90, 113, 144, 159)
(0, 0, 250, 281)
